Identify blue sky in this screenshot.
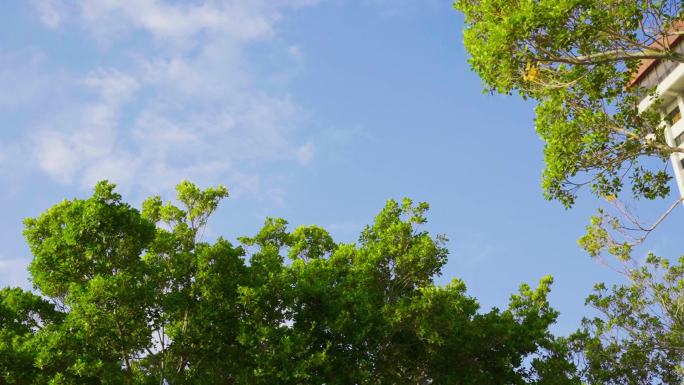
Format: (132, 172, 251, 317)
(1, 0, 683, 335)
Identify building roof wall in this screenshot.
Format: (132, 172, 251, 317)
(628, 22, 684, 88)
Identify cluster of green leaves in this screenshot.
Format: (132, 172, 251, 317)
(455, 0, 682, 207)
(567, 253, 684, 384)
(455, 2, 684, 383)
(2, 181, 573, 384)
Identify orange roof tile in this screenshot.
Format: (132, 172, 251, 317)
(628, 22, 684, 88)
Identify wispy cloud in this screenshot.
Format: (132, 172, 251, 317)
(33, 69, 138, 185)
(0, 257, 31, 290)
(0, 49, 59, 110)
(32, 0, 317, 43)
(19, 0, 319, 199)
(31, 0, 66, 29)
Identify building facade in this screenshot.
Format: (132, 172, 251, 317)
(631, 34, 684, 199)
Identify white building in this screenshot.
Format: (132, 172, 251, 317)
(631, 32, 684, 199)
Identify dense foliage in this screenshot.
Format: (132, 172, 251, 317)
(455, 2, 684, 383)
(569, 254, 684, 385)
(456, 0, 682, 207)
(1, 181, 572, 384)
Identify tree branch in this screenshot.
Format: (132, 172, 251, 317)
(537, 48, 684, 66)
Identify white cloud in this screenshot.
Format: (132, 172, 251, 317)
(33, 69, 137, 185)
(32, 0, 318, 45)
(32, 66, 311, 196)
(121, 91, 307, 194)
(138, 38, 248, 99)
(287, 45, 304, 62)
(0, 257, 31, 289)
(0, 49, 57, 110)
(22, 1, 318, 201)
(82, 0, 273, 42)
(34, 131, 82, 183)
(295, 140, 315, 165)
(363, 0, 443, 14)
(31, 0, 66, 28)
(83, 69, 140, 103)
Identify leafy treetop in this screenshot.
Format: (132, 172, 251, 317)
(456, 0, 682, 207)
(2, 181, 574, 385)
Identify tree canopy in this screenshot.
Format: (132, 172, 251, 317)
(456, 0, 682, 208)
(454, 2, 684, 383)
(1, 181, 573, 384)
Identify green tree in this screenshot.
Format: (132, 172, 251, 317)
(0, 288, 63, 384)
(456, 0, 682, 208)
(454, 1, 684, 383)
(561, 253, 684, 385)
(454, 1, 684, 253)
(1, 181, 576, 384)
